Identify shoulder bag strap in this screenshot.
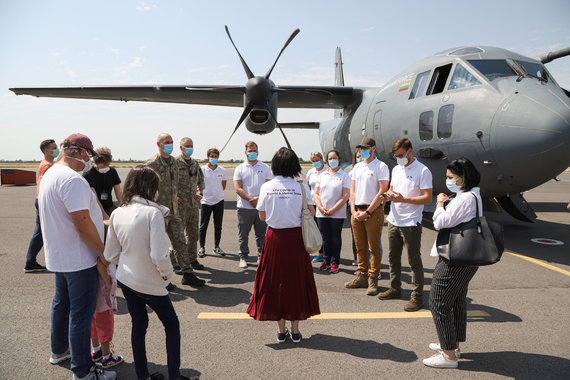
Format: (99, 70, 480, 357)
(300, 182, 308, 211)
(470, 192, 482, 233)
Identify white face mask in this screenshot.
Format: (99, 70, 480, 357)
(396, 157, 408, 167)
(70, 156, 93, 173)
(97, 167, 110, 174)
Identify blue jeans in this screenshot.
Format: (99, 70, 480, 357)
(317, 217, 344, 264)
(51, 266, 98, 378)
(25, 198, 43, 265)
(119, 282, 181, 380)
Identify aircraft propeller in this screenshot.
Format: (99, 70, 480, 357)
(220, 25, 300, 152)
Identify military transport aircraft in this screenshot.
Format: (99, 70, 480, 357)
(10, 26, 570, 222)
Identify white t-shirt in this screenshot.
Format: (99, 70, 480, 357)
(201, 165, 227, 205)
(315, 169, 351, 219)
(257, 176, 314, 229)
(386, 159, 433, 227)
(233, 160, 273, 209)
(352, 158, 390, 205)
(39, 164, 104, 272)
(306, 165, 329, 197)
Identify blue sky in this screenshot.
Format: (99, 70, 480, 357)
(1, 0, 569, 161)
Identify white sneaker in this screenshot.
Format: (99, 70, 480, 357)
(73, 367, 117, 380)
(422, 352, 458, 368)
(429, 343, 462, 358)
(49, 348, 70, 364)
(239, 258, 247, 268)
(213, 247, 226, 256)
(198, 247, 206, 258)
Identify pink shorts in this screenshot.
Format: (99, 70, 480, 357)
(91, 310, 114, 343)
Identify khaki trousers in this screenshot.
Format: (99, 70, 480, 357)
(351, 207, 384, 277)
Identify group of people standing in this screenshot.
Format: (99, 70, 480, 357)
(29, 131, 486, 376)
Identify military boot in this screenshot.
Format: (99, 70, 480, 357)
(182, 272, 205, 287)
(344, 272, 368, 288)
(366, 276, 379, 296)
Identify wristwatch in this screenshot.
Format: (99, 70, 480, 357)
(365, 210, 372, 215)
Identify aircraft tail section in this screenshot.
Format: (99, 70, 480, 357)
(334, 47, 345, 119)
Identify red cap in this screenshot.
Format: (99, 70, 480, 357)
(65, 133, 100, 157)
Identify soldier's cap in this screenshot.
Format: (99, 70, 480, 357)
(356, 137, 376, 149)
(63, 133, 100, 157)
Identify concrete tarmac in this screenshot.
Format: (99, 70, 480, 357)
(1, 167, 569, 379)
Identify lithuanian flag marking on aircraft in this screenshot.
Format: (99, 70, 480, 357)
(399, 82, 410, 92)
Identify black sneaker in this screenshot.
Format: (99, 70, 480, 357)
(190, 260, 204, 270)
(92, 349, 102, 362)
(166, 283, 176, 291)
(149, 373, 165, 380)
(182, 273, 205, 287)
(24, 262, 47, 273)
(173, 265, 182, 275)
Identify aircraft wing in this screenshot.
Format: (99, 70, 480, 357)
(9, 85, 359, 109)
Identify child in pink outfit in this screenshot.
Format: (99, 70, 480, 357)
(91, 263, 123, 368)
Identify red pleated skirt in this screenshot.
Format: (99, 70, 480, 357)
(247, 227, 320, 321)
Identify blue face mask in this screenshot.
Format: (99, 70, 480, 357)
(247, 152, 258, 161)
(355, 158, 362, 164)
(360, 149, 371, 160)
(209, 158, 218, 166)
(52, 148, 60, 158)
(312, 161, 322, 169)
(163, 144, 173, 155)
(184, 147, 193, 157)
(446, 179, 462, 193)
(328, 159, 339, 169)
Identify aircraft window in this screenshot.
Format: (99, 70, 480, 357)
(515, 60, 551, 82)
(448, 63, 481, 90)
(419, 111, 434, 141)
(409, 70, 430, 100)
(426, 64, 452, 95)
(437, 105, 454, 139)
(467, 60, 515, 81)
(449, 47, 484, 56)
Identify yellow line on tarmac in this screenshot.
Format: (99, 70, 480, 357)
(197, 310, 490, 320)
(505, 250, 570, 277)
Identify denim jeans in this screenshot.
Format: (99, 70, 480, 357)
(51, 266, 98, 378)
(119, 282, 181, 380)
(199, 200, 224, 248)
(317, 217, 344, 264)
(25, 198, 43, 265)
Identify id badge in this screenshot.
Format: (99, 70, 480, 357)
(100, 193, 109, 201)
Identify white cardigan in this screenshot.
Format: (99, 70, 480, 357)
(104, 196, 173, 296)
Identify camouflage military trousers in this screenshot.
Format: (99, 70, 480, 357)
(180, 203, 200, 264)
(165, 215, 193, 274)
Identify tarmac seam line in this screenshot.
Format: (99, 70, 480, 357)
(505, 250, 570, 277)
(197, 310, 490, 320)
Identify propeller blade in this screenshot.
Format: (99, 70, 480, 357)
(225, 25, 255, 79)
(265, 102, 291, 149)
(220, 101, 255, 152)
(264, 28, 300, 79)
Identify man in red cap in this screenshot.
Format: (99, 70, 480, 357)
(39, 133, 116, 380)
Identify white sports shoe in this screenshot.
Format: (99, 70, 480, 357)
(422, 352, 458, 368)
(239, 258, 247, 268)
(198, 247, 206, 257)
(429, 343, 462, 358)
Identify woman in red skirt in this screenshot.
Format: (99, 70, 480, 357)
(247, 147, 320, 343)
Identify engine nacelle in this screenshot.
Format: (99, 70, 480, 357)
(245, 95, 278, 134)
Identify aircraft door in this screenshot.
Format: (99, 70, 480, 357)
(372, 110, 386, 157)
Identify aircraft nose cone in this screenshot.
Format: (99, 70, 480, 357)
(492, 86, 570, 191)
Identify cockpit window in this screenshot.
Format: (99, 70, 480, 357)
(409, 70, 430, 100)
(467, 60, 516, 81)
(448, 63, 482, 90)
(515, 60, 551, 82)
(449, 47, 484, 56)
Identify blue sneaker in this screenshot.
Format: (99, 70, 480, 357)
(49, 348, 71, 364)
(92, 349, 102, 362)
(311, 256, 324, 262)
(101, 353, 123, 368)
(291, 331, 302, 344)
(277, 328, 290, 343)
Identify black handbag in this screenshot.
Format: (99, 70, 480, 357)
(436, 193, 504, 266)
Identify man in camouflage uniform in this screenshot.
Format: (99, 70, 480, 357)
(145, 133, 205, 288)
(176, 137, 205, 271)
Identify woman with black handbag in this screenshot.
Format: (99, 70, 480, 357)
(247, 147, 321, 344)
(423, 158, 482, 369)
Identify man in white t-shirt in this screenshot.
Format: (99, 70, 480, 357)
(233, 141, 273, 268)
(39, 133, 116, 380)
(379, 138, 433, 312)
(345, 138, 390, 296)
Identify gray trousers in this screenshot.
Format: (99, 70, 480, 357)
(429, 257, 478, 350)
(387, 222, 424, 299)
(237, 208, 267, 258)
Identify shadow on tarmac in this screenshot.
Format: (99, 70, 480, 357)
(114, 361, 201, 380)
(266, 334, 418, 362)
(460, 351, 570, 379)
(465, 297, 522, 323)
